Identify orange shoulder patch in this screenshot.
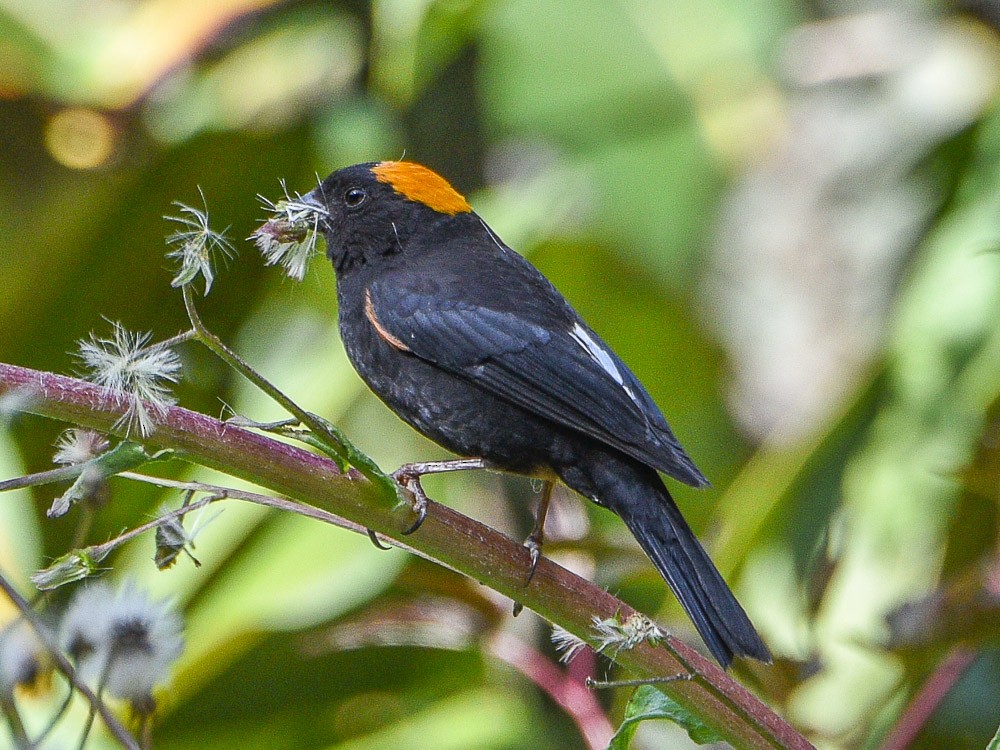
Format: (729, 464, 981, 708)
(371, 161, 472, 216)
(365, 288, 411, 352)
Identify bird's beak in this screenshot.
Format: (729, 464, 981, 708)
(299, 187, 325, 212)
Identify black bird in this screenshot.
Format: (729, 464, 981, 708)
(303, 161, 770, 667)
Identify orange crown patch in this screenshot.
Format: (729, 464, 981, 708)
(371, 161, 472, 216)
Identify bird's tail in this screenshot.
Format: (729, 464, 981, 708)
(560, 452, 770, 668)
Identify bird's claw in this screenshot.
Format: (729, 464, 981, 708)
(401, 500, 427, 535)
(511, 535, 543, 615)
(367, 528, 392, 550)
(524, 537, 542, 584)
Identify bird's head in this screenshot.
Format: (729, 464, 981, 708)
(302, 161, 472, 274)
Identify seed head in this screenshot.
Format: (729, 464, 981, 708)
(60, 581, 184, 704)
(165, 189, 234, 295)
(251, 181, 326, 281)
(153, 500, 217, 570)
(77, 322, 182, 437)
(53, 429, 110, 466)
(0, 619, 50, 699)
(550, 625, 588, 664)
(591, 612, 664, 658)
(31, 548, 108, 590)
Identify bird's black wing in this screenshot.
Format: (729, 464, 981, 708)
(367, 280, 707, 487)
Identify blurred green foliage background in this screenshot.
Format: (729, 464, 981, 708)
(2, 0, 1000, 748)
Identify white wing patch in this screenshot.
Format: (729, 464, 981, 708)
(570, 322, 624, 385)
(569, 323, 647, 413)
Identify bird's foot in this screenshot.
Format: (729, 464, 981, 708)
(391, 458, 488, 535)
(391, 467, 429, 534)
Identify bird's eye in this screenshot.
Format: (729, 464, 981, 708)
(344, 188, 367, 207)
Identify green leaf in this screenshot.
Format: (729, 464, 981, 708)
(607, 685, 723, 749)
(986, 724, 1000, 750)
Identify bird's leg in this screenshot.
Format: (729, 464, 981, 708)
(392, 458, 489, 534)
(524, 480, 554, 584)
(511, 480, 555, 617)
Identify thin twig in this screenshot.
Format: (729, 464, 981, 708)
(490, 632, 614, 750)
(89, 491, 216, 558)
(181, 286, 396, 500)
(0, 465, 82, 492)
(879, 647, 976, 750)
(0, 573, 141, 750)
(34, 680, 75, 746)
(68, 505, 95, 554)
(147, 329, 198, 354)
(116, 473, 393, 544)
(586, 674, 694, 689)
(1, 699, 32, 749)
(114, 472, 423, 563)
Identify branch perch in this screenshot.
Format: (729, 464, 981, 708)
(0, 362, 813, 750)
